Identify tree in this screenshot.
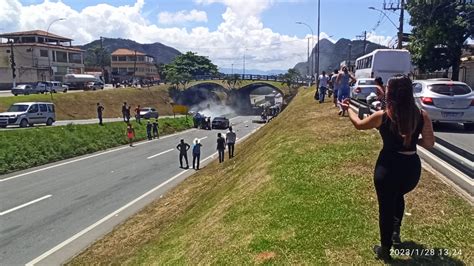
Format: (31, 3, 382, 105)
(407, 0, 473, 80)
(84, 46, 110, 67)
(163, 51, 218, 88)
(282, 68, 301, 88)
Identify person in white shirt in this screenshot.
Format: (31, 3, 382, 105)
(318, 71, 330, 103)
(226, 126, 237, 159)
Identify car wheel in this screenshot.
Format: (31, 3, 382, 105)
(20, 119, 28, 128)
(0, 125, 6, 128)
(464, 123, 474, 131)
(14, 94, 18, 96)
(29, 123, 34, 127)
(53, 90, 57, 93)
(63, 89, 67, 93)
(46, 118, 54, 126)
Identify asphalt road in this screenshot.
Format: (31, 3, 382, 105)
(0, 115, 263, 265)
(433, 123, 474, 154)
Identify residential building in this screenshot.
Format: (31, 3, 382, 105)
(0, 30, 85, 89)
(110, 48, 160, 83)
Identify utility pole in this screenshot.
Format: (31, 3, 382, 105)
(348, 43, 352, 71)
(383, 0, 404, 49)
(133, 50, 137, 84)
(9, 41, 16, 88)
(356, 31, 368, 54)
(306, 37, 310, 80)
(316, 0, 321, 86)
(243, 51, 246, 80)
(100, 36, 105, 83)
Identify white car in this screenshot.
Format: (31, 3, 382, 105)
(351, 78, 378, 102)
(412, 79, 474, 130)
(49, 81, 68, 93)
(0, 102, 56, 128)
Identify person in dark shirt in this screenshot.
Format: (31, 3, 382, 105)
(126, 105, 131, 122)
(135, 105, 141, 124)
(217, 133, 226, 163)
(121, 102, 127, 122)
(192, 138, 202, 170)
(176, 139, 190, 168)
(152, 119, 159, 139)
(96, 102, 104, 125)
(146, 120, 152, 140)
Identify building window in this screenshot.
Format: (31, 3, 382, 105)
(56, 51, 68, 63)
(118, 56, 126, 61)
(22, 37, 36, 43)
(40, 50, 48, 57)
(112, 68, 119, 72)
(112, 56, 118, 61)
(137, 56, 145, 62)
(68, 53, 82, 64)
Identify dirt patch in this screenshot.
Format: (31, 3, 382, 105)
(255, 251, 277, 263)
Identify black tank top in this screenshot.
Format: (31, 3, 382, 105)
(378, 111, 424, 152)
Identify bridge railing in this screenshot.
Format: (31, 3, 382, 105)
(192, 74, 307, 84)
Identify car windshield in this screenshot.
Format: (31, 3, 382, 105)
(7, 104, 29, 112)
(14, 85, 27, 89)
(358, 80, 376, 85)
(429, 84, 471, 96)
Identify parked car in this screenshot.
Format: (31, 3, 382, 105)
(0, 102, 55, 128)
(35, 81, 52, 93)
(412, 79, 474, 130)
(86, 81, 104, 90)
(212, 117, 230, 129)
(351, 78, 378, 101)
(139, 107, 159, 119)
(50, 81, 68, 93)
(11, 84, 35, 96)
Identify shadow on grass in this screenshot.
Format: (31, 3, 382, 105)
(389, 241, 465, 265)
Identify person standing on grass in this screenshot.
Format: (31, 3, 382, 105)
(122, 102, 128, 122)
(96, 102, 104, 126)
(176, 139, 190, 169)
(126, 105, 131, 122)
(318, 71, 330, 103)
(152, 119, 159, 139)
(341, 75, 434, 262)
(135, 105, 141, 124)
(226, 126, 236, 159)
(192, 138, 202, 170)
(126, 123, 135, 147)
(146, 120, 152, 140)
(331, 69, 339, 107)
(217, 133, 226, 163)
(336, 66, 356, 116)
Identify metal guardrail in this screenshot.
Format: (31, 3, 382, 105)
(349, 99, 473, 198)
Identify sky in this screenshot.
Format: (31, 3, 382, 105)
(1, 0, 412, 71)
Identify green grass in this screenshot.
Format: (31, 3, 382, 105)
(69, 89, 473, 265)
(0, 117, 193, 175)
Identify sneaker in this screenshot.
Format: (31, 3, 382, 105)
(392, 232, 402, 246)
(373, 245, 392, 261)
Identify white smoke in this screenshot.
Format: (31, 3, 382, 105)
(189, 99, 236, 118)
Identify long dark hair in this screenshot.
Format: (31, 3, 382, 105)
(386, 75, 420, 147)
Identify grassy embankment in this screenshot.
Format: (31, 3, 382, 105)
(0, 85, 174, 120)
(0, 117, 193, 175)
(70, 89, 473, 264)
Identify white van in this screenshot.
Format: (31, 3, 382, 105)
(0, 102, 56, 128)
(354, 49, 412, 84)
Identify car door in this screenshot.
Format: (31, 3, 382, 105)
(38, 104, 48, 123)
(27, 104, 40, 123)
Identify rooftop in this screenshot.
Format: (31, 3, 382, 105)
(111, 48, 147, 56)
(0, 30, 72, 42)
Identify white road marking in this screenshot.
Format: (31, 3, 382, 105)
(147, 149, 174, 160)
(0, 128, 198, 183)
(199, 136, 208, 141)
(0, 195, 52, 216)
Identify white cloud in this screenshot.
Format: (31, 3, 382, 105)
(366, 31, 396, 48)
(0, 0, 390, 71)
(158, 9, 208, 25)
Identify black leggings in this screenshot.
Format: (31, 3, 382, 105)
(374, 150, 421, 248)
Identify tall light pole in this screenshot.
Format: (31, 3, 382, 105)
(368, 6, 403, 49)
(316, 0, 320, 86)
(296, 21, 314, 81)
(46, 18, 66, 80)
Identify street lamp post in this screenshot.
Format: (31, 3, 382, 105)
(296, 21, 314, 81)
(46, 18, 66, 80)
(316, 0, 321, 86)
(368, 6, 403, 49)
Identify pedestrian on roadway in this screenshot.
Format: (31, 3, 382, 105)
(217, 133, 226, 163)
(135, 105, 141, 124)
(336, 66, 356, 116)
(96, 102, 104, 126)
(126, 123, 135, 147)
(318, 71, 330, 103)
(146, 120, 152, 140)
(341, 75, 434, 261)
(192, 138, 202, 170)
(226, 126, 236, 159)
(176, 139, 190, 168)
(152, 119, 159, 139)
(122, 102, 128, 122)
(331, 69, 339, 107)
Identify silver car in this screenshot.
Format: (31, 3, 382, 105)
(412, 79, 474, 130)
(351, 78, 378, 101)
(0, 102, 56, 128)
(11, 84, 35, 96)
(139, 107, 159, 119)
(50, 81, 68, 93)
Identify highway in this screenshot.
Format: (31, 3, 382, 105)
(433, 123, 473, 154)
(0, 115, 263, 265)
